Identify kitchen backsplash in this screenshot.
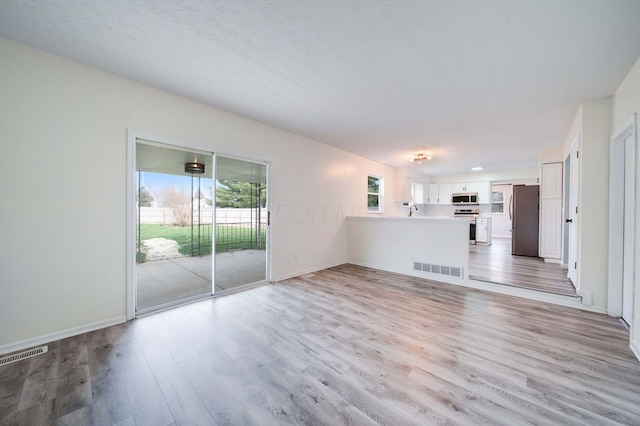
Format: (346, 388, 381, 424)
(394, 203, 492, 217)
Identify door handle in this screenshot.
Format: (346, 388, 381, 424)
(508, 195, 513, 222)
(565, 218, 573, 223)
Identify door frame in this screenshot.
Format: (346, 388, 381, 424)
(608, 115, 636, 318)
(126, 129, 273, 319)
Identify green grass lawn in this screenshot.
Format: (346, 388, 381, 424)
(137, 224, 266, 261)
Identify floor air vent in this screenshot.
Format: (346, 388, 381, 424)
(414, 262, 462, 278)
(0, 345, 48, 366)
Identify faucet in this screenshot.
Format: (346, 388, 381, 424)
(409, 204, 418, 217)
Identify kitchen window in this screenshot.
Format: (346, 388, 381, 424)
(492, 190, 505, 213)
(367, 175, 383, 213)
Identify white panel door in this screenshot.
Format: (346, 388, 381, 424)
(567, 136, 580, 289)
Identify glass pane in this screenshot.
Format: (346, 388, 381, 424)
(492, 202, 504, 213)
(492, 191, 504, 202)
(135, 142, 213, 314)
(368, 194, 380, 211)
(368, 176, 380, 194)
(215, 156, 268, 293)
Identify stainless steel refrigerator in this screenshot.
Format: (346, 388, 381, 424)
(510, 185, 539, 257)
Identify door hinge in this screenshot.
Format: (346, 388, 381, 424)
(267, 211, 271, 225)
(575, 206, 578, 214)
(574, 262, 577, 269)
(576, 150, 579, 159)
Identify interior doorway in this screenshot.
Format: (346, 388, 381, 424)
(468, 181, 576, 297)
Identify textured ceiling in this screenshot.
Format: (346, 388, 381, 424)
(2, 1, 640, 175)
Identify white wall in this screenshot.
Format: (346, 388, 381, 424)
(0, 38, 397, 351)
(612, 55, 640, 357)
(538, 146, 564, 164)
(561, 98, 611, 310)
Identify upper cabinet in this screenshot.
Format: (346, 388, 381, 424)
(412, 182, 424, 204)
(438, 184, 453, 205)
(426, 183, 439, 204)
(394, 177, 412, 202)
(477, 181, 491, 204)
(540, 162, 563, 199)
(452, 182, 478, 193)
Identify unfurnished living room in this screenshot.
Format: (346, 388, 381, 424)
(2, 1, 640, 425)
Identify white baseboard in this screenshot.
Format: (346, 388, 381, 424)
(0, 316, 127, 356)
(346, 261, 607, 314)
(631, 339, 640, 362)
(543, 258, 562, 264)
(273, 260, 345, 282)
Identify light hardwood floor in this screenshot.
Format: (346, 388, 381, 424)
(469, 237, 577, 296)
(1, 264, 638, 425)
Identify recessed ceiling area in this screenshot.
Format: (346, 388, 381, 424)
(3, 1, 640, 175)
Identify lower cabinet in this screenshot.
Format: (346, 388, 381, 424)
(476, 217, 491, 244)
(539, 199, 562, 260)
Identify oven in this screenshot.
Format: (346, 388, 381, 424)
(454, 208, 479, 245)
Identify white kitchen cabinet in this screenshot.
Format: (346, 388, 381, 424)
(541, 162, 563, 199)
(452, 182, 478, 193)
(477, 181, 491, 204)
(395, 177, 412, 202)
(540, 199, 562, 259)
(539, 162, 563, 261)
(412, 182, 424, 204)
(438, 183, 453, 205)
(476, 217, 491, 244)
(426, 183, 439, 204)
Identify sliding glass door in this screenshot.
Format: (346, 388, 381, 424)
(132, 139, 270, 315)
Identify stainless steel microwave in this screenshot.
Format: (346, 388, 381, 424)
(452, 192, 479, 205)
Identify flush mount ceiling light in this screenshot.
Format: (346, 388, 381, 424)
(471, 166, 483, 171)
(185, 162, 205, 174)
(410, 153, 432, 163)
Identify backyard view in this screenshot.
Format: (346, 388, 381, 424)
(136, 174, 267, 264)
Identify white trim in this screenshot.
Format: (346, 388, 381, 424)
(631, 339, 640, 362)
(0, 316, 127, 356)
(608, 115, 636, 317)
(347, 261, 607, 314)
(543, 258, 562, 264)
(126, 130, 137, 320)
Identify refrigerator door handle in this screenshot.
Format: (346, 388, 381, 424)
(509, 195, 513, 223)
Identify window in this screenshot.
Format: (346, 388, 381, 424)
(492, 190, 504, 213)
(367, 175, 383, 213)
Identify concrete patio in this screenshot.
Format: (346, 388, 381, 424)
(136, 249, 266, 311)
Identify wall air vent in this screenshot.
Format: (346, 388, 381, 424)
(413, 261, 462, 278)
(0, 345, 48, 366)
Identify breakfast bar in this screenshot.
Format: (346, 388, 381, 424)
(346, 215, 470, 280)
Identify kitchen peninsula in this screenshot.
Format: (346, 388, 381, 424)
(346, 215, 470, 280)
